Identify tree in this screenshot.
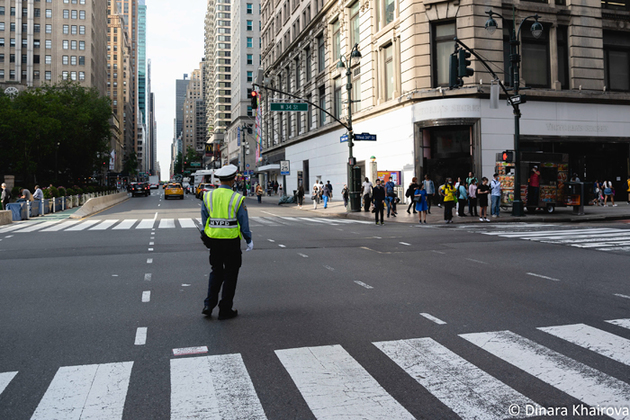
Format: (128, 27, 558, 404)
(123, 151, 139, 177)
(173, 152, 183, 175)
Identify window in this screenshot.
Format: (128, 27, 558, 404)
(79, 25, 85, 35)
(45, 39, 51, 49)
(376, 0, 395, 30)
(46, 9, 52, 18)
(46, 24, 52, 33)
(34, 39, 40, 48)
(62, 40, 69, 49)
(505, 22, 550, 88)
(79, 56, 85, 65)
(247, 20, 253, 31)
(557, 26, 569, 90)
(35, 8, 40, 17)
(352, 68, 361, 113)
(0, 23, 4, 31)
(71, 56, 77, 65)
(79, 71, 85, 81)
(71, 40, 77, 49)
(34, 24, 40, 33)
(71, 71, 77, 81)
(604, 30, 630, 91)
(247, 37, 253, 48)
(247, 54, 253, 65)
(334, 77, 342, 119)
(332, 19, 340, 62)
(383, 43, 394, 100)
(246, 71, 253, 82)
(63, 9, 69, 18)
(79, 41, 85, 50)
(63, 55, 69, 65)
(432, 21, 455, 87)
(63, 25, 69, 34)
(349, 2, 360, 48)
(318, 85, 326, 126)
(317, 35, 325, 72)
(305, 47, 312, 81)
(71, 10, 77, 19)
(79, 10, 85, 19)
(0, 7, 4, 15)
(45, 55, 51, 64)
(0, 38, 3, 47)
(0, 70, 3, 79)
(10, 38, 15, 47)
(0, 54, 3, 62)
(247, 3, 253, 14)
(62, 71, 69, 80)
(71, 25, 77, 35)
(10, 7, 15, 16)
(295, 57, 300, 88)
(45, 71, 51, 80)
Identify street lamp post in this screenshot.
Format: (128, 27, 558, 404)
(336, 44, 362, 212)
(485, 10, 543, 217)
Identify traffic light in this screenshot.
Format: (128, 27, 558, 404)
(458, 49, 474, 79)
(250, 90, 259, 110)
(502, 150, 515, 163)
(449, 53, 462, 89)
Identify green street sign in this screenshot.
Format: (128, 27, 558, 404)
(190, 162, 201, 167)
(270, 103, 308, 112)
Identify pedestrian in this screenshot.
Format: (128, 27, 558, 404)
(490, 174, 502, 217)
(255, 183, 263, 203)
(593, 180, 602, 206)
(297, 184, 305, 208)
(1, 183, 10, 210)
(570, 173, 581, 182)
(603, 180, 616, 206)
(441, 178, 456, 224)
(278, 183, 283, 196)
(18, 188, 34, 202)
(372, 179, 386, 225)
(457, 181, 468, 217)
(478, 177, 490, 221)
(414, 182, 428, 224)
(322, 182, 331, 209)
(361, 177, 373, 212)
(528, 166, 540, 208)
(200, 164, 253, 320)
(423, 174, 435, 214)
(33, 185, 44, 201)
(468, 179, 478, 217)
(312, 181, 321, 209)
(405, 177, 419, 214)
(341, 184, 349, 207)
(385, 176, 397, 217)
(326, 180, 333, 201)
(627, 176, 630, 205)
(465, 172, 478, 189)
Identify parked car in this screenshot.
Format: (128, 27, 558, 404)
(130, 182, 150, 197)
(164, 183, 184, 200)
(196, 183, 216, 199)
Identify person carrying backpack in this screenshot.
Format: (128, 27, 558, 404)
(406, 178, 419, 214)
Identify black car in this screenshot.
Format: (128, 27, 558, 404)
(129, 182, 150, 197)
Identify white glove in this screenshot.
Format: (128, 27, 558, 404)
(246, 241, 254, 252)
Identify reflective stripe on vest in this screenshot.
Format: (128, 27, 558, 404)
(204, 188, 244, 239)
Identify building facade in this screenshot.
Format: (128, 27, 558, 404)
(0, 0, 107, 94)
(182, 62, 207, 156)
(259, 0, 630, 201)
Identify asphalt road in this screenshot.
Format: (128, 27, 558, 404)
(1, 191, 629, 419)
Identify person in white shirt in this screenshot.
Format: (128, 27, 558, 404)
(361, 177, 373, 212)
(312, 181, 321, 209)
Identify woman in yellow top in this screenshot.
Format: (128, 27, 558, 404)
(440, 178, 456, 224)
(627, 177, 630, 205)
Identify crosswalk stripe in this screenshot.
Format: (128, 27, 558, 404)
(482, 228, 623, 237)
(112, 219, 137, 230)
(539, 323, 630, 366)
(40, 221, 80, 232)
(571, 240, 630, 248)
(374, 337, 539, 420)
(250, 217, 280, 226)
(31, 362, 133, 420)
(607, 319, 630, 330)
(538, 234, 630, 244)
(12, 221, 58, 232)
(64, 220, 101, 231)
(158, 218, 175, 229)
(89, 220, 119, 230)
(460, 330, 630, 418)
(0, 371, 18, 396)
(275, 344, 415, 419)
(178, 218, 196, 228)
(298, 217, 337, 225)
(170, 354, 267, 419)
(136, 219, 155, 229)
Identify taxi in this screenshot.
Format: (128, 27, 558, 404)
(196, 183, 216, 199)
(164, 183, 184, 200)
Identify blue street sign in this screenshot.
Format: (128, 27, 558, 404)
(355, 133, 377, 141)
(340, 134, 349, 143)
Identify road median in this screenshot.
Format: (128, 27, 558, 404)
(70, 192, 129, 219)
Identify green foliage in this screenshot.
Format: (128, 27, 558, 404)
(58, 187, 67, 197)
(173, 152, 183, 174)
(0, 81, 111, 185)
(48, 186, 60, 198)
(66, 188, 75, 196)
(123, 151, 138, 176)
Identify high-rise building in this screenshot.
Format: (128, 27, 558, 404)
(137, 0, 146, 126)
(182, 61, 206, 157)
(175, 75, 190, 141)
(0, 0, 108, 94)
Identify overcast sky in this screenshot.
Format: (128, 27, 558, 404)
(146, 0, 206, 180)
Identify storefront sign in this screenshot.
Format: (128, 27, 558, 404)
(280, 160, 290, 175)
(377, 171, 402, 185)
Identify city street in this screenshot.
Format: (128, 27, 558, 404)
(1, 192, 629, 419)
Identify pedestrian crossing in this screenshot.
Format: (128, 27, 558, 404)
(0, 216, 370, 234)
(480, 227, 630, 253)
(2, 319, 629, 419)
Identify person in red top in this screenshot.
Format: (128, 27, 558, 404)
(528, 166, 540, 207)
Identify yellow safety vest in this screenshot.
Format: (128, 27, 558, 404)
(204, 188, 245, 239)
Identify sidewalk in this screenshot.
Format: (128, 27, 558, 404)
(272, 197, 630, 225)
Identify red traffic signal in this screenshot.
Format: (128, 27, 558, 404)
(502, 150, 514, 163)
(250, 90, 259, 110)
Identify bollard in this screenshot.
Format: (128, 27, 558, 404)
(26, 201, 31, 220)
(40, 198, 44, 216)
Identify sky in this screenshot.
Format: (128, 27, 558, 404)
(146, 0, 207, 181)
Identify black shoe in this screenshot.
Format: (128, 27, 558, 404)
(218, 309, 238, 320)
(202, 306, 212, 316)
(407, 210, 410, 214)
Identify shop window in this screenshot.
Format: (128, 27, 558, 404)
(432, 21, 455, 87)
(604, 30, 630, 91)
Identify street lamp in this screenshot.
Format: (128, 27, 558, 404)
(484, 9, 543, 217)
(335, 43, 362, 212)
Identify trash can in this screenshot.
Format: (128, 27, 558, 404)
(567, 182, 584, 215)
(6, 203, 24, 221)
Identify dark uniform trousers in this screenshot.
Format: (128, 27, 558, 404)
(205, 237, 242, 312)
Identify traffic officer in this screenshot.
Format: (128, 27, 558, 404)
(201, 164, 253, 320)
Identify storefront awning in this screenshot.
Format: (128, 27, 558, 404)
(256, 164, 281, 172)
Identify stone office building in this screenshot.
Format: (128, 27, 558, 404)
(258, 0, 630, 199)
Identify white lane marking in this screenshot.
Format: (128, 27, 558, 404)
(112, 275, 118, 277)
(615, 294, 630, 300)
(607, 319, 630, 330)
(64, 220, 101, 231)
(297, 253, 308, 258)
(0, 371, 18, 396)
(276, 345, 414, 419)
(482, 228, 623, 237)
(420, 313, 447, 325)
(170, 354, 267, 419)
(278, 244, 286, 248)
(526, 272, 560, 282)
(153, 212, 158, 220)
(178, 218, 196, 228)
(323, 265, 335, 271)
(539, 323, 630, 366)
(40, 221, 80, 231)
(31, 362, 133, 420)
(14, 221, 57, 232)
(267, 239, 275, 243)
(431, 250, 446, 255)
(5, 235, 14, 238)
(373, 236, 382, 239)
(159, 218, 175, 229)
(149, 242, 155, 246)
(89, 220, 119, 231)
(0, 224, 30, 233)
(136, 219, 155, 229)
(250, 217, 278, 226)
(142, 291, 151, 303)
(144, 273, 152, 281)
(112, 219, 137, 230)
(148, 248, 154, 252)
(147, 258, 153, 264)
(374, 338, 539, 420)
(182, 284, 191, 287)
(158, 204, 161, 207)
(399, 242, 411, 246)
(299, 217, 337, 225)
(134, 327, 147, 345)
(172, 346, 209, 356)
(461, 330, 630, 418)
(261, 211, 278, 216)
(354, 281, 373, 289)
(465, 258, 488, 265)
